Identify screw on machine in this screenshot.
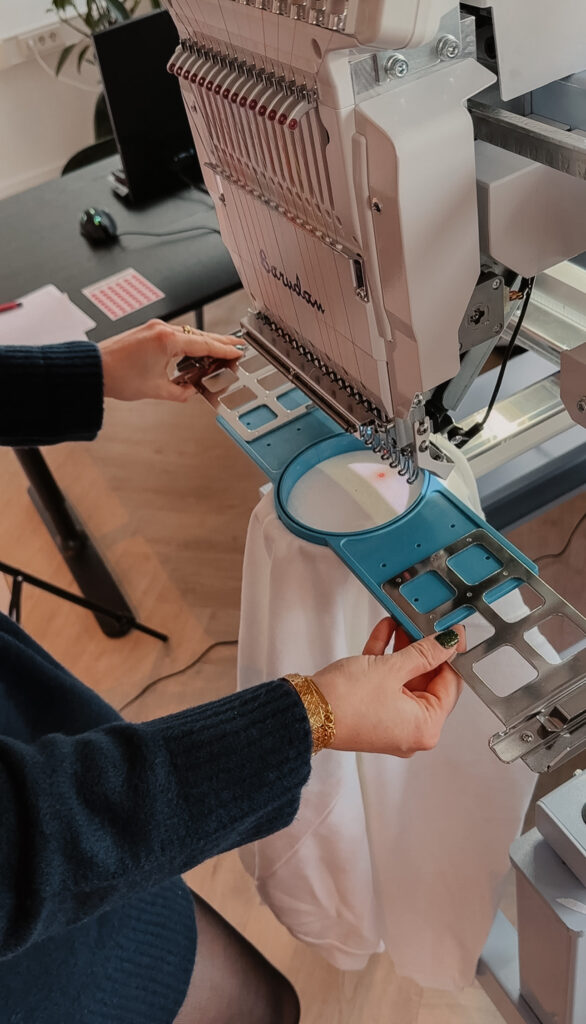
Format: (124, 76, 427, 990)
(385, 54, 409, 79)
(436, 35, 461, 60)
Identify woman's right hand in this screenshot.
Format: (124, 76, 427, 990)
(99, 319, 243, 403)
(312, 618, 466, 758)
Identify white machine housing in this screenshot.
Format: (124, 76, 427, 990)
(164, 0, 586, 477)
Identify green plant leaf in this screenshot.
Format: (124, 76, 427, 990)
(87, 2, 104, 30)
(81, 8, 96, 31)
(91, 15, 110, 32)
(105, 0, 131, 20)
(55, 42, 77, 75)
(76, 42, 91, 71)
(50, 0, 93, 31)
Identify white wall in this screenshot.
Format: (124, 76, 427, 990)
(1, 0, 63, 38)
(0, 60, 97, 199)
(0, 1, 160, 200)
(0, 3, 99, 199)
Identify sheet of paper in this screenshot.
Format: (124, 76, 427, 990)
(82, 268, 165, 320)
(0, 284, 96, 347)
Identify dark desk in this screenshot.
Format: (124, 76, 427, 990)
(1, 155, 241, 342)
(0, 157, 241, 635)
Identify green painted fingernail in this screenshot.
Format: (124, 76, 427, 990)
(235, 344, 247, 351)
(435, 629, 460, 649)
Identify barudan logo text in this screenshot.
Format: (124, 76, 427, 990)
(259, 250, 326, 315)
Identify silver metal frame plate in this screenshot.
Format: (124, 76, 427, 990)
(215, 341, 312, 441)
(383, 528, 586, 773)
(211, 340, 585, 776)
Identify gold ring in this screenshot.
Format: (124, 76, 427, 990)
(182, 324, 196, 335)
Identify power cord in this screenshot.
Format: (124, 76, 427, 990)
(117, 226, 221, 240)
(171, 166, 209, 197)
(534, 510, 586, 566)
(118, 639, 238, 714)
(449, 276, 536, 448)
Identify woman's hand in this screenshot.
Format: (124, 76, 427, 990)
(312, 618, 465, 757)
(99, 319, 244, 403)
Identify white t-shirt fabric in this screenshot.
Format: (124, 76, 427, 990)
(237, 446, 537, 990)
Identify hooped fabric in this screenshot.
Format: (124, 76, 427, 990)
(236, 446, 541, 989)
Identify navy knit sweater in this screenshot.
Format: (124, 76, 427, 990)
(0, 344, 312, 1023)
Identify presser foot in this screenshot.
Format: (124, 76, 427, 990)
(206, 314, 456, 483)
(357, 422, 455, 485)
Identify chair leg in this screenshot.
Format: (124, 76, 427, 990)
(195, 306, 204, 330)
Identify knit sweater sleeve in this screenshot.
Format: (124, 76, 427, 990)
(0, 343, 103, 445)
(0, 679, 312, 960)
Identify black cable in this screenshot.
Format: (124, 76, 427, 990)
(170, 150, 208, 194)
(479, 277, 535, 424)
(172, 170, 209, 197)
(449, 277, 535, 448)
(535, 510, 586, 566)
(118, 638, 238, 714)
(173, 188, 210, 203)
(117, 226, 220, 240)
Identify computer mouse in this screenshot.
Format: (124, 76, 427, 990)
(79, 207, 119, 244)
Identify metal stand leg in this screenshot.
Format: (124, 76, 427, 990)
(478, 772, 586, 1024)
(1, 560, 167, 641)
(13, 447, 139, 638)
(8, 574, 24, 624)
(478, 913, 542, 1023)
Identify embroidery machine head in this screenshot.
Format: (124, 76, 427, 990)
(162, 1, 586, 773)
(164, 0, 586, 483)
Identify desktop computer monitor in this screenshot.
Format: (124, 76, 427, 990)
(94, 10, 202, 204)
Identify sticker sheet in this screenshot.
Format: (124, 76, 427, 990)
(82, 269, 165, 320)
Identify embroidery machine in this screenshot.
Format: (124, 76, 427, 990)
(162, 6, 586, 1014)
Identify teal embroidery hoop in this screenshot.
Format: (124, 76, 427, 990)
(218, 408, 535, 641)
(217, 400, 586, 771)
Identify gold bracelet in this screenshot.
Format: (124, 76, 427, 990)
(284, 674, 335, 755)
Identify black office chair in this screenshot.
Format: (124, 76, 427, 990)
(61, 137, 118, 176)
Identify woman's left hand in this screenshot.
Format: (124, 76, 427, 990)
(99, 319, 244, 403)
(312, 618, 465, 757)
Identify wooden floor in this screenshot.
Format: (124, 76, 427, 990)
(1, 290, 584, 1023)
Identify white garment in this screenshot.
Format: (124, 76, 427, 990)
(237, 454, 537, 989)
